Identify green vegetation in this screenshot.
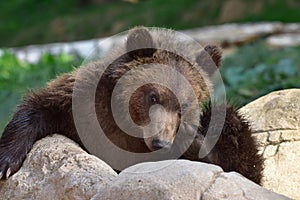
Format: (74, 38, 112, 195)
(222, 42, 300, 106)
(1, 0, 300, 47)
(0, 51, 82, 131)
(0, 0, 222, 47)
(242, 0, 300, 23)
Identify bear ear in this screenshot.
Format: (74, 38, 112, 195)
(126, 26, 156, 58)
(196, 45, 222, 77)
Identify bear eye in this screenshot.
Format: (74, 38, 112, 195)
(150, 93, 159, 104)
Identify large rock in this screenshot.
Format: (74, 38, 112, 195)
(240, 89, 300, 200)
(0, 134, 117, 200)
(95, 160, 290, 200)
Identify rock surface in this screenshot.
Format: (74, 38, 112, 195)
(266, 33, 300, 48)
(0, 134, 117, 200)
(282, 23, 300, 33)
(95, 160, 290, 200)
(240, 89, 300, 200)
(0, 135, 291, 200)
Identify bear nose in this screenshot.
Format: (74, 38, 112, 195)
(152, 139, 171, 151)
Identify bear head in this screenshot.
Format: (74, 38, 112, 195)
(107, 26, 223, 152)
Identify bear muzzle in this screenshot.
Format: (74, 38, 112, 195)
(151, 139, 172, 151)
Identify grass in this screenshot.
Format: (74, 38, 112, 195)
(241, 0, 300, 23)
(0, 50, 82, 131)
(0, 0, 222, 47)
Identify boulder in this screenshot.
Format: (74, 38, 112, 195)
(0, 134, 117, 200)
(0, 135, 289, 200)
(95, 160, 290, 200)
(240, 89, 300, 200)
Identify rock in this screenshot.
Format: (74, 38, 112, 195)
(183, 22, 283, 47)
(240, 89, 300, 200)
(282, 23, 300, 33)
(0, 134, 117, 200)
(266, 33, 300, 48)
(95, 160, 290, 200)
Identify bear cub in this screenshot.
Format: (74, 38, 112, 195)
(0, 27, 263, 184)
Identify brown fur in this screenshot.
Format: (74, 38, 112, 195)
(0, 27, 263, 184)
(182, 103, 264, 185)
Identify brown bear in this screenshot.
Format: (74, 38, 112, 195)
(0, 27, 263, 184)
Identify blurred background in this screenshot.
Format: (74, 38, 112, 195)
(0, 0, 300, 131)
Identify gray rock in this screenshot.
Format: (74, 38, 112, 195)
(240, 89, 300, 200)
(95, 160, 291, 200)
(266, 33, 300, 48)
(282, 23, 300, 33)
(0, 134, 117, 200)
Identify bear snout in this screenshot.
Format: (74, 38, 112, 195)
(151, 139, 171, 151)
